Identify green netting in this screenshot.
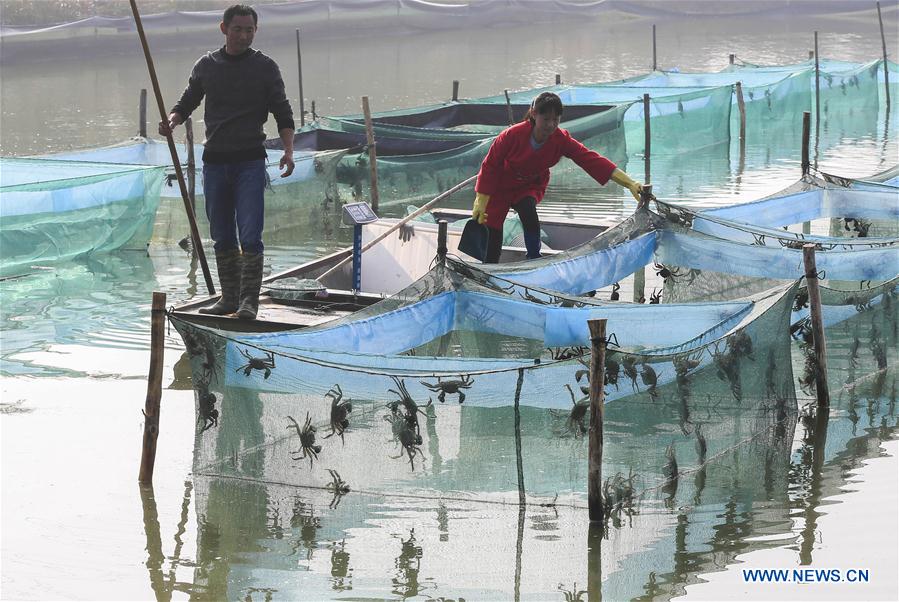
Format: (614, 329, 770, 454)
(0, 157, 164, 273)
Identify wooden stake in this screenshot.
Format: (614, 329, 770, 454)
(587, 319, 607, 523)
(296, 29, 305, 127)
(437, 219, 448, 265)
(503, 89, 515, 125)
(555, 73, 561, 85)
(643, 93, 651, 184)
(814, 32, 820, 130)
(652, 24, 657, 71)
(139, 88, 147, 138)
(128, 0, 215, 294)
(802, 245, 830, 410)
(361, 96, 379, 212)
(801, 111, 811, 175)
(735, 81, 746, 152)
(452, 80, 460, 102)
(877, 1, 891, 109)
(311, 100, 317, 121)
(139, 291, 166, 483)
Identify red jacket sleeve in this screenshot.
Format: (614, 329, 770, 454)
(561, 130, 616, 185)
(475, 127, 514, 196)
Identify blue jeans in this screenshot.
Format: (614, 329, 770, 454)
(203, 159, 266, 254)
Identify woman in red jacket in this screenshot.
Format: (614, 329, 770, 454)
(472, 92, 645, 263)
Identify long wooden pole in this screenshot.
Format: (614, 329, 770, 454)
(128, 0, 215, 294)
(185, 117, 196, 216)
(361, 96, 380, 213)
(296, 29, 305, 127)
(587, 319, 607, 523)
(139, 291, 166, 483)
(802, 245, 830, 410)
(652, 24, 657, 71)
(877, 1, 891, 109)
(316, 175, 477, 282)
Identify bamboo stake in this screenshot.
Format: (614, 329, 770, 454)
(316, 175, 477, 283)
(361, 96, 379, 212)
(296, 29, 305, 127)
(802, 245, 830, 411)
(128, 0, 215, 294)
(652, 24, 657, 71)
(877, 1, 891, 109)
(452, 80, 460, 102)
(139, 292, 166, 483)
(437, 220, 448, 265)
(735, 81, 746, 158)
(801, 111, 811, 175)
(587, 319, 607, 523)
(139, 88, 147, 137)
(643, 93, 651, 184)
(504, 89, 515, 125)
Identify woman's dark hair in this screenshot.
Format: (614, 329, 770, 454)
(525, 92, 564, 124)
(223, 4, 258, 26)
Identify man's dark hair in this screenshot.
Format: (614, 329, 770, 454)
(223, 4, 258, 27)
(526, 92, 564, 123)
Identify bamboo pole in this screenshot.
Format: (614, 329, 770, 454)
(514, 367, 526, 507)
(296, 29, 305, 127)
(316, 175, 477, 283)
(361, 96, 379, 212)
(185, 117, 196, 216)
(504, 89, 515, 125)
(128, 0, 215, 294)
(801, 111, 811, 175)
(139, 292, 166, 483)
(652, 24, 657, 71)
(802, 245, 830, 410)
(643, 93, 651, 184)
(587, 319, 607, 523)
(139, 88, 147, 137)
(452, 80, 460, 102)
(877, 1, 891, 108)
(437, 219, 448, 265)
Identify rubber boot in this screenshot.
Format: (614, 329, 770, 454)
(199, 249, 242, 315)
(524, 232, 542, 259)
(237, 252, 264, 320)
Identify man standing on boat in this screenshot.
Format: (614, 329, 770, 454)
(473, 92, 646, 263)
(159, 4, 295, 320)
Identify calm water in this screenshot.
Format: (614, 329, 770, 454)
(1, 6, 898, 600)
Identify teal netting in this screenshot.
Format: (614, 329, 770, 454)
(0, 157, 164, 273)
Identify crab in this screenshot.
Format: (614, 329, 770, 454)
(609, 282, 621, 301)
(287, 412, 321, 469)
(648, 289, 662, 304)
(695, 423, 707, 464)
(622, 356, 640, 392)
(322, 384, 352, 443)
(197, 385, 219, 433)
(547, 346, 588, 361)
(387, 376, 430, 435)
(653, 262, 682, 284)
(558, 583, 588, 602)
(712, 344, 742, 401)
(386, 412, 424, 471)
(235, 348, 275, 379)
(562, 384, 590, 437)
(419, 375, 473, 404)
(640, 362, 659, 400)
(326, 469, 350, 509)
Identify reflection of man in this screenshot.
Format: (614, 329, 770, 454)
(159, 4, 295, 319)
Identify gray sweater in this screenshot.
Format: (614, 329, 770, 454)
(172, 47, 294, 160)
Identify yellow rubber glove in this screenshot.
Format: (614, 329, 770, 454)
(472, 192, 490, 224)
(610, 168, 644, 204)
